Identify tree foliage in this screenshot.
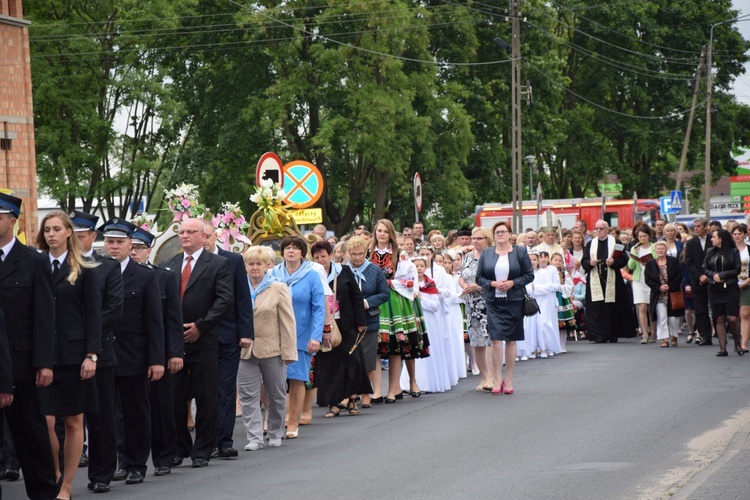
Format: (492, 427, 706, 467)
(26, 0, 750, 233)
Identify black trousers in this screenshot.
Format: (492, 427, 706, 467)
(150, 369, 177, 468)
(1, 414, 19, 472)
(173, 350, 218, 461)
(216, 342, 240, 449)
(115, 373, 151, 475)
(693, 283, 713, 342)
(86, 366, 117, 484)
(3, 380, 57, 500)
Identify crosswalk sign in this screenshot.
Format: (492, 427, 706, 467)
(670, 190, 682, 211)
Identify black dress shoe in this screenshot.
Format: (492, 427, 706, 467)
(215, 446, 238, 459)
(2, 469, 19, 481)
(716, 351, 729, 357)
(79, 452, 89, 468)
(112, 468, 128, 481)
(384, 397, 396, 404)
(125, 471, 144, 485)
(192, 458, 209, 468)
(172, 457, 184, 467)
(154, 466, 171, 476)
(92, 482, 110, 493)
(395, 392, 404, 400)
(370, 396, 384, 404)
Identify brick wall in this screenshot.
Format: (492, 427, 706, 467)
(0, 0, 38, 240)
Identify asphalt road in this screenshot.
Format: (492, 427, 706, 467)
(4, 337, 750, 500)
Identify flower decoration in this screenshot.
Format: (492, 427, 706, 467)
(164, 183, 204, 222)
(211, 202, 251, 250)
(249, 179, 290, 235)
(130, 213, 155, 233)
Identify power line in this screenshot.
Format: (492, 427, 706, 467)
(527, 62, 707, 121)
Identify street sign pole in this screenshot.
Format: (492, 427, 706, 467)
(414, 173, 422, 223)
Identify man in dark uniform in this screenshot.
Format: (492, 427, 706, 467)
(164, 218, 232, 468)
(70, 210, 124, 494)
(0, 193, 58, 500)
(101, 219, 164, 485)
(0, 308, 13, 500)
(203, 222, 253, 459)
(129, 226, 184, 476)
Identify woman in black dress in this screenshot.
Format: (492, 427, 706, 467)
(476, 221, 534, 395)
(35, 211, 101, 500)
(703, 229, 741, 356)
(312, 241, 371, 417)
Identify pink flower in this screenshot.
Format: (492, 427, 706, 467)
(181, 199, 190, 208)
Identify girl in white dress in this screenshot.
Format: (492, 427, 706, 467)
(441, 251, 469, 380)
(401, 256, 450, 393)
(551, 253, 575, 353)
(418, 246, 461, 386)
(523, 251, 541, 360)
(628, 225, 657, 343)
(532, 251, 562, 357)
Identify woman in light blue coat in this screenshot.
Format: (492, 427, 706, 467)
(272, 236, 325, 439)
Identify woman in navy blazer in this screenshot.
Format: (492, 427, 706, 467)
(35, 211, 101, 500)
(272, 236, 325, 439)
(476, 221, 534, 395)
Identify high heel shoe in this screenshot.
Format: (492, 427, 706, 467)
(491, 381, 505, 395)
(504, 386, 514, 395)
(716, 351, 728, 357)
(285, 429, 299, 439)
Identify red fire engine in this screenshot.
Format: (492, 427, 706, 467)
(475, 198, 661, 231)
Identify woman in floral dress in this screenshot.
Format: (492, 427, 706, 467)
(459, 227, 493, 391)
(369, 219, 427, 403)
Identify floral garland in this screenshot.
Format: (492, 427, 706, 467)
(164, 183, 204, 222)
(249, 179, 289, 235)
(211, 202, 251, 250)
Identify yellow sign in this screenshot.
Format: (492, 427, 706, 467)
(288, 208, 323, 225)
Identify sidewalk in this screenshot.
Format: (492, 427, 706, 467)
(673, 423, 750, 499)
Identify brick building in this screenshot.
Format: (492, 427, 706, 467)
(0, 0, 38, 240)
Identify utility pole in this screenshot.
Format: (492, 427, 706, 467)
(510, 0, 524, 233)
(675, 46, 706, 194)
(705, 35, 713, 221)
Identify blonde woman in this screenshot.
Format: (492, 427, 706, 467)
(237, 246, 297, 450)
(35, 211, 100, 500)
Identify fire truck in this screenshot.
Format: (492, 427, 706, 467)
(475, 198, 661, 231)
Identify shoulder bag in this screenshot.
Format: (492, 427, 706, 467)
(321, 268, 342, 352)
(513, 246, 540, 316)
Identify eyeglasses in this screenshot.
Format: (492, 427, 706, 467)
(131, 245, 149, 251)
(177, 229, 202, 235)
(494, 230, 509, 235)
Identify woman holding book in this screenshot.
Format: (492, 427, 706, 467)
(628, 225, 657, 344)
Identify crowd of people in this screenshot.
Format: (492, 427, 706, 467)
(1, 187, 748, 499)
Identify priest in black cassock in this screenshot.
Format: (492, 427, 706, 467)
(581, 220, 636, 343)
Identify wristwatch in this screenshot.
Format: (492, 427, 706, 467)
(85, 354, 98, 362)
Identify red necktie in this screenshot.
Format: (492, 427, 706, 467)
(180, 255, 193, 300)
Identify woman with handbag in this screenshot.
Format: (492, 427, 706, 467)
(731, 223, 750, 354)
(475, 221, 534, 395)
(703, 229, 742, 356)
(645, 241, 684, 348)
(312, 241, 371, 417)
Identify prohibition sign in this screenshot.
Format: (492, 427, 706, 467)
(282, 160, 324, 209)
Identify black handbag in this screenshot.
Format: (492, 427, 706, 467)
(522, 290, 540, 316)
(512, 246, 539, 316)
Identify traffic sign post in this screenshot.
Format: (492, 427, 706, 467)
(660, 196, 673, 215)
(414, 173, 422, 223)
(282, 160, 324, 209)
(256, 152, 284, 188)
(670, 190, 683, 212)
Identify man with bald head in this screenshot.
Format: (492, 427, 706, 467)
(581, 220, 635, 343)
(313, 224, 327, 240)
(163, 219, 233, 468)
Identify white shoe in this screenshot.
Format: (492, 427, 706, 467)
(245, 442, 264, 451)
(540, 352, 548, 358)
(515, 357, 520, 362)
(267, 438, 282, 447)
(548, 352, 554, 357)
(520, 356, 528, 361)
(471, 368, 480, 376)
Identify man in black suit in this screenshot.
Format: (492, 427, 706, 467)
(101, 219, 165, 485)
(203, 222, 253, 459)
(129, 226, 184, 477)
(164, 218, 232, 468)
(0, 308, 11, 500)
(684, 218, 713, 345)
(0, 193, 58, 500)
(71, 210, 124, 493)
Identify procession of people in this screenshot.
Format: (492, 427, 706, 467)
(1, 188, 749, 499)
